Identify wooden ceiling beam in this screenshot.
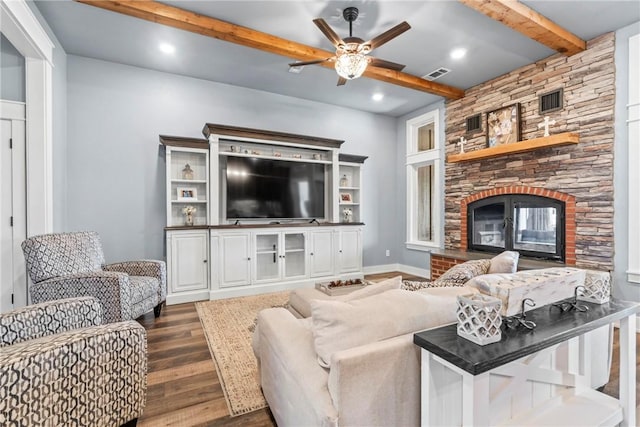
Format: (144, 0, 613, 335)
(459, 0, 586, 56)
(75, 0, 464, 99)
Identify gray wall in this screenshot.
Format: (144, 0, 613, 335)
(28, 2, 68, 233)
(395, 100, 446, 271)
(65, 55, 398, 265)
(0, 34, 25, 102)
(613, 21, 640, 301)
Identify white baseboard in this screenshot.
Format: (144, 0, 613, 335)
(363, 263, 430, 280)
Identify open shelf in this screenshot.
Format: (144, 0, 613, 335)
(448, 132, 579, 163)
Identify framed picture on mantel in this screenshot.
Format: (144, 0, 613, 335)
(486, 103, 521, 147)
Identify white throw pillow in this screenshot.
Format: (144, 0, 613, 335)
(310, 289, 458, 367)
(489, 251, 520, 274)
(341, 275, 402, 301)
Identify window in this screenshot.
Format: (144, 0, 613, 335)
(406, 110, 442, 250)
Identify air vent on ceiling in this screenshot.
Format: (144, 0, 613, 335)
(466, 114, 482, 133)
(288, 65, 304, 74)
(539, 88, 563, 114)
(422, 67, 451, 81)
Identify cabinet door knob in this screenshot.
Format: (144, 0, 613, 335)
(339, 250, 343, 253)
(203, 260, 207, 263)
(310, 252, 314, 256)
(247, 257, 251, 261)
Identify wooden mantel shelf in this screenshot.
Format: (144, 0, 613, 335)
(448, 132, 580, 163)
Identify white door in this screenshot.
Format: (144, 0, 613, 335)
(220, 233, 251, 287)
(338, 228, 362, 274)
(0, 101, 27, 312)
(169, 231, 208, 293)
(309, 230, 334, 278)
(282, 232, 306, 279)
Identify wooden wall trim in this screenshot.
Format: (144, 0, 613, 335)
(159, 135, 209, 149)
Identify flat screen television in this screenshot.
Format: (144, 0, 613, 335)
(225, 156, 325, 219)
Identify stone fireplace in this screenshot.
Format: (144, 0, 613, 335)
(444, 33, 615, 270)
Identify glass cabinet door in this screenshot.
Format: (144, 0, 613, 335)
(283, 233, 306, 278)
(255, 234, 279, 281)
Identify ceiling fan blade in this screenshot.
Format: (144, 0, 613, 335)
(288, 58, 332, 67)
(369, 57, 406, 72)
(365, 21, 411, 50)
(313, 18, 344, 47)
(337, 77, 347, 86)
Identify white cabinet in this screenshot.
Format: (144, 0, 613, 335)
(337, 227, 363, 273)
(166, 230, 209, 304)
(254, 231, 307, 283)
(309, 229, 335, 278)
(219, 232, 252, 288)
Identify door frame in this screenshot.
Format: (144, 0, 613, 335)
(1, 0, 54, 236)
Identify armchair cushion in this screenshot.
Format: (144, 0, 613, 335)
(0, 297, 102, 347)
(434, 259, 492, 286)
(22, 231, 105, 283)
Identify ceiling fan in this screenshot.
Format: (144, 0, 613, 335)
(289, 7, 411, 86)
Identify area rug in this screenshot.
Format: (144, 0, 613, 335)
(195, 291, 290, 417)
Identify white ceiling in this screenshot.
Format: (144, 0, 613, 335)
(34, 0, 640, 117)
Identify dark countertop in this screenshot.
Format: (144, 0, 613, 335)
(414, 298, 639, 375)
(428, 248, 566, 270)
(166, 222, 364, 231)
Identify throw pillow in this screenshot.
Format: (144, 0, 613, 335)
(488, 251, 520, 274)
(310, 289, 458, 368)
(341, 275, 402, 301)
(434, 259, 491, 286)
(401, 280, 436, 291)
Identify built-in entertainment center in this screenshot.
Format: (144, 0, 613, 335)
(160, 124, 367, 304)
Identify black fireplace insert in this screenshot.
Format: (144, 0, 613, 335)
(467, 195, 565, 261)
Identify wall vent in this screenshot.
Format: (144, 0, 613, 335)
(539, 88, 563, 114)
(466, 114, 482, 133)
(422, 67, 451, 81)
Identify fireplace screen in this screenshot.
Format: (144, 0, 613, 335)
(468, 195, 564, 261)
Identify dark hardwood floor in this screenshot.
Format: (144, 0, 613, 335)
(137, 272, 638, 426)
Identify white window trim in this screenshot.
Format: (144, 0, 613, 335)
(627, 33, 640, 284)
(405, 109, 443, 251)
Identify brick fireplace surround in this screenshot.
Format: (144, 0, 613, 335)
(444, 33, 615, 271)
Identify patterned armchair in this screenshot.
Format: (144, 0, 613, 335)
(0, 297, 147, 426)
(22, 231, 167, 323)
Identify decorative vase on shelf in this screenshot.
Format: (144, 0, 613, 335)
(340, 174, 349, 187)
(182, 206, 196, 226)
(182, 164, 194, 180)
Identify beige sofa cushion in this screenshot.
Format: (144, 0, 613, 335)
(289, 276, 402, 318)
(489, 250, 520, 274)
(310, 289, 458, 367)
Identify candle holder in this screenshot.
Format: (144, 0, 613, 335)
(577, 270, 611, 304)
(456, 293, 502, 345)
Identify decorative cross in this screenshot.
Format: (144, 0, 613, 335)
(457, 136, 467, 154)
(537, 116, 556, 137)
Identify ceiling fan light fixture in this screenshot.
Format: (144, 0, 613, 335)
(335, 52, 369, 80)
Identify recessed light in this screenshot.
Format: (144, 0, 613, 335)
(159, 43, 175, 54)
(372, 93, 384, 101)
(450, 48, 467, 60)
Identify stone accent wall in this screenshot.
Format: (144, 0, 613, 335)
(445, 33, 615, 270)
